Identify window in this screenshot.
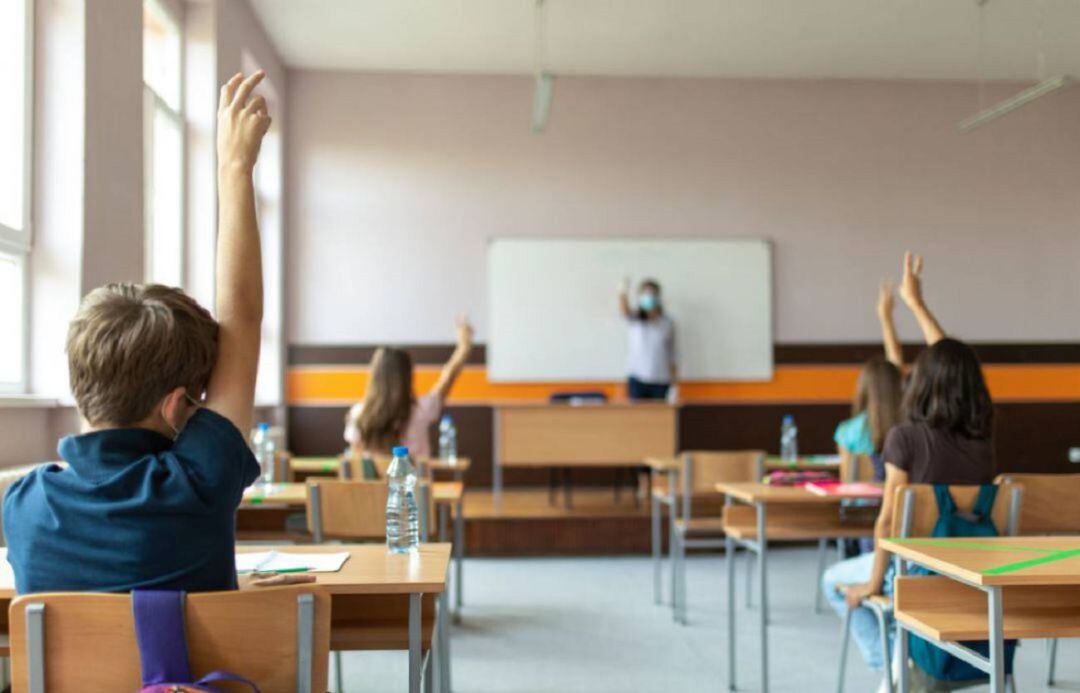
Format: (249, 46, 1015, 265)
(143, 0, 184, 287)
(0, 0, 33, 393)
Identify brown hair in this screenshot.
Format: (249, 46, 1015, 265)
(357, 347, 416, 453)
(66, 284, 219, 427)
(903, 338, 994, 440)
(852, 356, 903, 453)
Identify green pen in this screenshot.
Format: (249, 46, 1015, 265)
(267, 567, 313, 573)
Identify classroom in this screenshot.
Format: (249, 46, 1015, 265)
(0, 0, 1079, 691)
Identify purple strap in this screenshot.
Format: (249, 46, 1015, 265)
(133, 591, 193, 685)
(133, 591, 261, 693)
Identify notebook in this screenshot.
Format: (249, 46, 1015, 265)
(235, 550, 350, 574)
(804, 482, 883, 498)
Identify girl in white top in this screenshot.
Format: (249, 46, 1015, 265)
(618, 278, 677, 401)
(344, 317, 473, 457)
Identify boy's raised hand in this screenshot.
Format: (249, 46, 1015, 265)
(217, 71, 272, 173)
(898, 251, 924, 309)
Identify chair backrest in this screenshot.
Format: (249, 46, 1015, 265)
(339, 452, 392, 481)
(307, 479, 434, 542)
(680, 450, 764, 518)
(841, 454, 877, 483)
(889, 482, 1022, 539)
(995, 473, 1080, 534)
(9, 586, 330, 693)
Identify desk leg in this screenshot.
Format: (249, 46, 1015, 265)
(725, 494, 736, 691)
(440, 587, 452, 693)
(410, 593, 422, 693)
(897, 621, 909, 693)
(667, 469, 677, 609)
(757, 501, 769, 693)
(439, 504, 448, 542)
(454, 498, 464, 621)
(651, 483, 662, 605)
(988, 586, 1005, 693)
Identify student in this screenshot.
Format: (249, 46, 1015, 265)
(822, 253, 993, 690)
(833, 283, 904, 484)
(344, 316, 473, 457)
(4, 72, 306, 593)
(618, 278, 677, 401)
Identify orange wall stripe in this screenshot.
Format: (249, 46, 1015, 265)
(286, 364, 1080, 406)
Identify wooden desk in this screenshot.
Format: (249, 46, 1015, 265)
(646, 455, 841, 476)
(493, 402, 677, 509)
(290, 456, 473, 482)
(0, 544, 452, 693)
(716, 481, 878, 693)
(241, 482, 468, 622)
(882, 536, 1080, 693)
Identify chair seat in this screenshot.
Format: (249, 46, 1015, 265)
(674, 517, 727, 536)
(865, 594, 892, 610)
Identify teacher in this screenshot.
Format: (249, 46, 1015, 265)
(619, 278, 678, 401)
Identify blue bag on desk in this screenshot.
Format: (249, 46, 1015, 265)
(907, 485, 1017, 682)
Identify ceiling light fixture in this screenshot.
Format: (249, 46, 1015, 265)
(531, 0, 554, 133)
(958, 0, 1075, 132)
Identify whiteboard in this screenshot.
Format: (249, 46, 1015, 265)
(487, 238, 772, 382)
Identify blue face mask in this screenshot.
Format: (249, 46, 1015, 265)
(639, 293, 659, 312)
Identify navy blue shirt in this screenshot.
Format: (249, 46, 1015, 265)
(3, 408, 259, 594)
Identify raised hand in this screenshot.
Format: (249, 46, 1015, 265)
(877, 280, 895, 318)
(618, 277, 630, 295)
(898, 251, 924, 309)
(217, 71, 272, 174)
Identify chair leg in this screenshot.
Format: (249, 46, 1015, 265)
(651, 494, 662, 605)
(674, 531, 687, 624)
(335, 650, 344, 692)
(837, 605, 853, 693)
(745, 548, 754, 609)
(814, 537, 829, 614)
(874, 605, 892, 692)
(1047, 638, 1058, 686)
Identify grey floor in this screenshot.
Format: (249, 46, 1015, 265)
(339, 546, 1079, 692)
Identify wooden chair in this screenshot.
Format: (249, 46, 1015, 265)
(305, 478, 435, 691)
(835, 482, 1022, 693)
(9, 586, 330, 693)
(339, 452, 392, 481)
(669, 450, 764, 624)
(995, 472, 1080, 686)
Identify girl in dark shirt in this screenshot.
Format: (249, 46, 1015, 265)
(823, 253, 995, 687)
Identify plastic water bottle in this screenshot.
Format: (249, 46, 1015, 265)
(386, 445, 420, 554)
(252, 422, 276, 490)
(438, 414, 458, 462)
(780, 415, 799, 464)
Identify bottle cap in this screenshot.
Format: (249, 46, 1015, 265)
(782, 415, 794, 424)
(257, 422, 270, 431)
(392, 445, 409, 457)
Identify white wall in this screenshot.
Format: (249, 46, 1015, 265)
(286, 72, 1080, 346)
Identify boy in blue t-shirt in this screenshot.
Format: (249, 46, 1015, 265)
(4, 72, 309, 594)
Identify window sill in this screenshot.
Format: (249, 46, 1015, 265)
(0, 395, 61, 409)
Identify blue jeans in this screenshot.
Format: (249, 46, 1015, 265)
(821, 553, 894, 672)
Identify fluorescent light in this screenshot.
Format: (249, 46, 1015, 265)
(957, 75, 1075, 132)
(531, 72, 554, 133)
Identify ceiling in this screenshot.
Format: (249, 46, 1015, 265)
(249, 0, 1080, 81)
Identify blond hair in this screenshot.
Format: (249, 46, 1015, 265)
(66, 284, 219, 426)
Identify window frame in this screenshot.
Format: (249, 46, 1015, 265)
(0, 0, 35, 395)
(142, 0, 186, 287)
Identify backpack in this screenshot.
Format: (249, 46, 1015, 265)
(134, 590, 261, 693)
(906, 485, 1017, 683)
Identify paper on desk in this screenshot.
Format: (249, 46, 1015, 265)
(236, 550, 350, 573)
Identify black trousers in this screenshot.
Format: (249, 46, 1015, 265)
(627, 376, 670, 401)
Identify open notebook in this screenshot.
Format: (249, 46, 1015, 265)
(236, 550, 350, 574)
(804, 481, 883, 499)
